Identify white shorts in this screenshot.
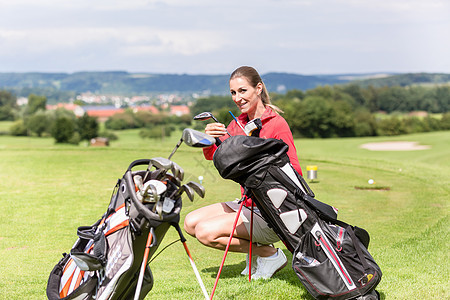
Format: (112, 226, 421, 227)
(225, 200, 280, 245)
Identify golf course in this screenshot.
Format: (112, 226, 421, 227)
(0, 128, 448, 299)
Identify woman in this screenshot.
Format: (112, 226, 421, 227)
(184, 66, 302, 279)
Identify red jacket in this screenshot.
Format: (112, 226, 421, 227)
(203, 107, 302, 206)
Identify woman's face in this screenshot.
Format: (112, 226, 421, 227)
(229, 76, 263, 117)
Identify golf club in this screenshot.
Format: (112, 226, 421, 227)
(185, 181, 205, 198)
(193, 111, 220, 123)
(168, 128, 216, 160)
(162, 173, 181, 187)
(170, 184, 195, 202)
(171, 161, 185, 182)
(228, 111, 246, 134)
(144, 157, 174, 182)
(142, 180, 166, 203)
(193, 112, 231, 137)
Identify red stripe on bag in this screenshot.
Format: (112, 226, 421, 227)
(319, 235, 353, 285)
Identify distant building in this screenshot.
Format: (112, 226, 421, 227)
(16, 97, 28, 106)
(408, 111, 428, 118)
(81, 106, 125, 122)
(90, 137, 110, 147)
(46, 103, 85, 117)
(170, 105, 190, 116)
(132, 105, 159, 114)
(44, 102, 166, 122)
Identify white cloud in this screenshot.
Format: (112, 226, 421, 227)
(0, 27, 226, 56)
(0, 0, 448, 73)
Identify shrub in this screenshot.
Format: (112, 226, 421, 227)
(9, 120, 27, 136)
(139, 126, 171, 139)
(52, 117, 75, 143)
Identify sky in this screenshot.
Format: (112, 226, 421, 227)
(0, 0, 449, 75)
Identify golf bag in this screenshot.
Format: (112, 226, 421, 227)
(213, 136, 382, 300)
(47, 159, 186, 300)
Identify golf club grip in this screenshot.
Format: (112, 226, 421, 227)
(124, 171, 181, 222)
(127, 159, 152, 171)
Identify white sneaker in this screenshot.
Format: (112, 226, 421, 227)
(252, 249, 287, 279)
(241, 254, 258, 275)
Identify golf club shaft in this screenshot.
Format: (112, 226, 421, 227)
(209, 114, 231, 136)
(228, 111, 246, 135)
(168, 138, 183, 160)
(210, 200, 245, 299)
(134, 230, 154, 300)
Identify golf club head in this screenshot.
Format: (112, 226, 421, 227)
(182, 128, 215, 148)
(163, 173, 181, 187)
(193, 111, 217, 122)
(186, 181, 205, 198)
(149, 157, 173, 172)
(173, 184, 195, 202)
(183, 184, 195, 202)
(142, 183, 159, 203)
(171, 161, 185, 181)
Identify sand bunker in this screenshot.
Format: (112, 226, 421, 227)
(360, 141, 431, 151)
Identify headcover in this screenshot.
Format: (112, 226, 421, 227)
(213, 135, 289, 187)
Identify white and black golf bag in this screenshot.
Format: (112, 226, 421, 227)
(213, 136, 382, 300)
(47, 159, 189, 300)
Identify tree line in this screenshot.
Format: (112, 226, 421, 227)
(0, 91, 103, 144)
(1, 82, 449, 142)
(0, 90, 191, 143)
(191, 84, 450, 138)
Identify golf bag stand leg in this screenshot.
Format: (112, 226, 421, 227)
(134, 227, 156, 300)
(248, 201, 254, 282)
(172, 222, 210, 300)
(210, 199, 246, 300)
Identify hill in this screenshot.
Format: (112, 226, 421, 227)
(0, 71, 448, 103)
(353, 73, 450, 88)
(0, 71, 350, 95)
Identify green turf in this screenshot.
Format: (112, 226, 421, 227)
(0, 129, 448, 299)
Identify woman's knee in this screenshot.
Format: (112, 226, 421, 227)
(183, 211, 198, 237)
(194, 221, 217, 246)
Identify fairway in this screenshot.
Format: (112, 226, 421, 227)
(0, 130, 448, 299)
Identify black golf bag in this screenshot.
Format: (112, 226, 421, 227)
(47, 159, 187, 300)
(213, 136, 382, 300)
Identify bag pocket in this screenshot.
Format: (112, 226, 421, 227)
(293, 255, 349, 298)
(70, 232, 107, 271)
(47, 253, 97, 300)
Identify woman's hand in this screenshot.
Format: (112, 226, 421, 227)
(205, 123, 227, 138)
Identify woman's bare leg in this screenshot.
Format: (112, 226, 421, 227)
(184, 203, 230, 237)
(184, 203, 276, 257)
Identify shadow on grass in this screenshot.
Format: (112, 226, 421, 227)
(200, 249, 384, 299)
(200, 250, 314, 299)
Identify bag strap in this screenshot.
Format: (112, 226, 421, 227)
(346, 226, 371, 273)
(268, 165, 337, 221)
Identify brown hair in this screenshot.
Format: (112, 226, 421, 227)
(230, 66, 283, 113)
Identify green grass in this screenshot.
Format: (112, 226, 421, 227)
(0, 129, 449, 299)
(0, 121, 13, 133)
